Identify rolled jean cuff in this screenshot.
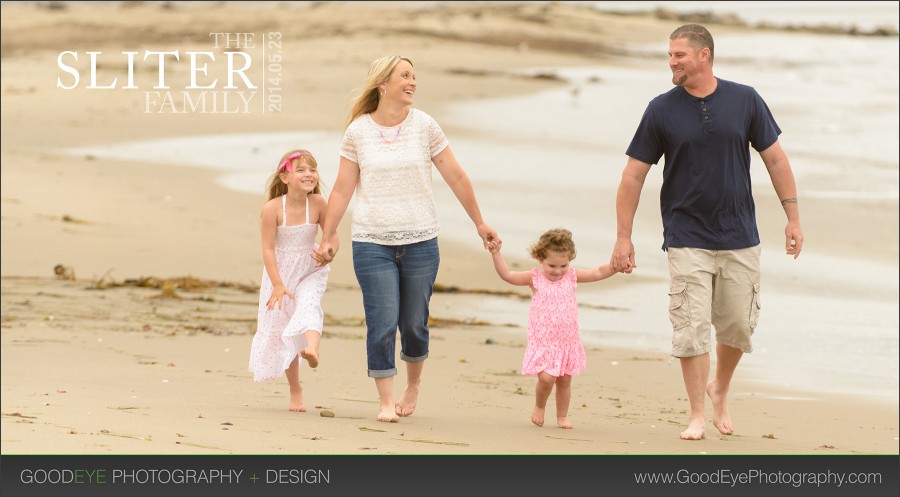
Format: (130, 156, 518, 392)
(400, 352, 428, 363)
(367, 367, 398, 379)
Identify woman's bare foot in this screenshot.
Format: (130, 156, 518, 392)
(300, 349, 319, 369)
(531, 406, 545, 427)
(395, 385, 419, 417)
(557, 417, 573, 429)
(377, 406, 399, 423)
(707, 380, 733, 435)
(679, 415, 706, 440)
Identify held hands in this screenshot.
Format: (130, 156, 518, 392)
(488, 237, 502, 254)
(266, 284, 293, 311)
(477, 223, 500, 252)
(311, 241, 336, 268)
(611, 238, 636, 274)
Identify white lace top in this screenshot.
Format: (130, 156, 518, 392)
(340, 108, 449, 245)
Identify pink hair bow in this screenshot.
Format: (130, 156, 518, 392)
(278, 152, 313, 172)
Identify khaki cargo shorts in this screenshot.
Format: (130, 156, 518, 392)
(667, 246, 762, 358)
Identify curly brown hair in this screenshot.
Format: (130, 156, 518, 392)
(528, 228, 576, 261)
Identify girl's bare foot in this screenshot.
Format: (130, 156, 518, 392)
(395, 385, 419, 417)
(301, 330, 321, 368)
(557, 417, 573, 429)
(377, 407, 399, 423)
(531, 406, 545, 427)
(300, 348, 319, 369)
(289, 387, 306, 412)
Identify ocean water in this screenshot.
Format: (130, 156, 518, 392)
(591, 1, 900, 31)
(63, 3, 899, 404)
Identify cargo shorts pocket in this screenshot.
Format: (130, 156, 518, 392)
(749, 283, 761, 329)
(668, 279, 691, 330)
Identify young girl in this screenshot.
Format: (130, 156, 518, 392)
(248, 149, 338, 412)
(489, 229, 615, 429)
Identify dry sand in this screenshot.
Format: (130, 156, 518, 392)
(1, 1, 897, 455)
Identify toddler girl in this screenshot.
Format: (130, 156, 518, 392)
(490, 229, 615, 428)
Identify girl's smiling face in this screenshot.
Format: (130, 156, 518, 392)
(282, 159, 319, 194)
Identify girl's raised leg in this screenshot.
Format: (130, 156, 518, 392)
(300, 329, 320, 368)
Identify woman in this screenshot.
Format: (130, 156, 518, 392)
(313, 55, 498, 423)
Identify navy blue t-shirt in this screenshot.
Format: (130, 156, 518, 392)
(626, 78, 781, 251)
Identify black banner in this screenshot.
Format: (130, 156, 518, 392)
(1, 454, 898, 497)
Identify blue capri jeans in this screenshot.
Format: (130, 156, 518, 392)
(352, 238, 440, 378)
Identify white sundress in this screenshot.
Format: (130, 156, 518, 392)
(248, 194, 329, 381)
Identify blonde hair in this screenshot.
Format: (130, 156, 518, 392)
(265, 149, 321, 200)
(345, 55, 413, 128)
(529, 228, 577, 261)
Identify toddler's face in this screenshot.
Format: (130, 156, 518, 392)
(539, 250, 571, 282)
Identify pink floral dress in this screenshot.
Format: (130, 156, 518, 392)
(248, 195, 329, 381)
(521, 267, 586, 377)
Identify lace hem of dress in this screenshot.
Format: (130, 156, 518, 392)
(353, 227, 440, 245)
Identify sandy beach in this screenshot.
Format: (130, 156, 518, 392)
(2, 0, 898, 457)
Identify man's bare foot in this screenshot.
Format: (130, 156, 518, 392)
(289, 389, 306, 412)
(707, 380, 733, 435)
(395, 385, 419, 417)
(531, 406, 545, 427)
(679, 416, 705, 440)
(557, 417, 573, 429)
(300, 348, 319, 369)
(377, 407, 399, 423)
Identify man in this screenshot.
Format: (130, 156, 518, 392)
(611, 24, 804, 440)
